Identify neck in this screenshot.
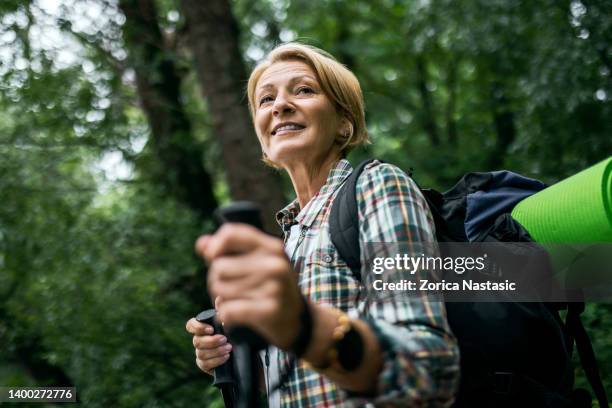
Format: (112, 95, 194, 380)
(285, 153, 341, 209)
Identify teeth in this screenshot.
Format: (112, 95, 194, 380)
(274, 124, 303, 134)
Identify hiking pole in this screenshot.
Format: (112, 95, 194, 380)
(195, 309, 236, 408)
(213, 202, 268, 408)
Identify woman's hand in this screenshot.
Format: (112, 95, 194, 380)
(195, 223, 304, 350)
(186, 298, 233, 375)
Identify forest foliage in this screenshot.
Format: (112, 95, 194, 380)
(0, 0, 611, 406)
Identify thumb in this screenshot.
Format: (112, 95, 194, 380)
(215, 296, 223, 310)
(214, 296, 225, 327)
(195, 235, 211, 258)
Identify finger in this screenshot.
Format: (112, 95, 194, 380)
(210, 274, 282, 303)
(217, 298, 276, 329)
(196, 353, 231, 373)
(193, 334, 228, 350)
(213, 297, 225, 328)
(195, 357, 212, 375)
(186, 318, 214, 335)
(194, 235, 212, 258)
(204, 224, 282, 260)
(196, 343, 232, 361)
(208, 255, 289, 294)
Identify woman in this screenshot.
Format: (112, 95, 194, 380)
(186, 42, 459, 407)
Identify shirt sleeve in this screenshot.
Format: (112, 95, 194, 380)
(345, 161, 460, 407)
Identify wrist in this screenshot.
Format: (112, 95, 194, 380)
(302, 305, 359, 369)
(286, 296, 313, 357)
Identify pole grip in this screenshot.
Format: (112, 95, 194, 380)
(212, 202, 268, 408)
(195, 309, 236, 388)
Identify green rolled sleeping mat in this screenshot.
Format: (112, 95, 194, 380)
(511, 157, 612, 289)
(511, 157, 612, 243)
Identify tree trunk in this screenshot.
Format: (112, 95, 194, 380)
(446, 60, 458, 147)
(332, 1, 356, 70)
(180, 0, 286, 234)
(0, 303, 73, 387)
(14, 342, 74, 386)
(416, 56, 440, 146)
(118, 0, 217, 221)
(488, 81, 516, 169)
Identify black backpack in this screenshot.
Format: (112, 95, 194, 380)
(329, 159, 609, 408)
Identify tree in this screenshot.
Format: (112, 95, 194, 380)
(119, 0, 217, 221)
(180, 0, 287, 233)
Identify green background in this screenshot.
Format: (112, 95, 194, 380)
(1, 0, 611, 406)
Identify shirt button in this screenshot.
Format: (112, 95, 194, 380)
(323, 254, 333, 263)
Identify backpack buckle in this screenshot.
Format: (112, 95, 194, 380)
(492, 372, 515, 395)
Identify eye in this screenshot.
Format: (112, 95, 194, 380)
(297, 86, 314, 95)
(259, 95, 273, 106)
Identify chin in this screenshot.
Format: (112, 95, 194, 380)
(268, 142, 311, 163)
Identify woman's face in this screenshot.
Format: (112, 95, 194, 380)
(254, 60, 344, 169)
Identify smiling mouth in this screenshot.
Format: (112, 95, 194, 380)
(271, 124, 306, 136)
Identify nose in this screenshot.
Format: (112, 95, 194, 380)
(272, 93, 295, 116)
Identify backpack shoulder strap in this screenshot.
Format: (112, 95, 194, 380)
(567, 301, 610, 408)
(329, 159, 376, 282)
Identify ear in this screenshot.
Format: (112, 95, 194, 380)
(336, 116, 350, 136)
(337, 116, 353, 142)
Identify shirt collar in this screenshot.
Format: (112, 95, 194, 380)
(276, 159, 353, 231)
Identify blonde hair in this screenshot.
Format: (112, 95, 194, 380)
(247, 42, 369, 165)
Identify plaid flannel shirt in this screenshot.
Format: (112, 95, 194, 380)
(273, 159, 459, 407)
